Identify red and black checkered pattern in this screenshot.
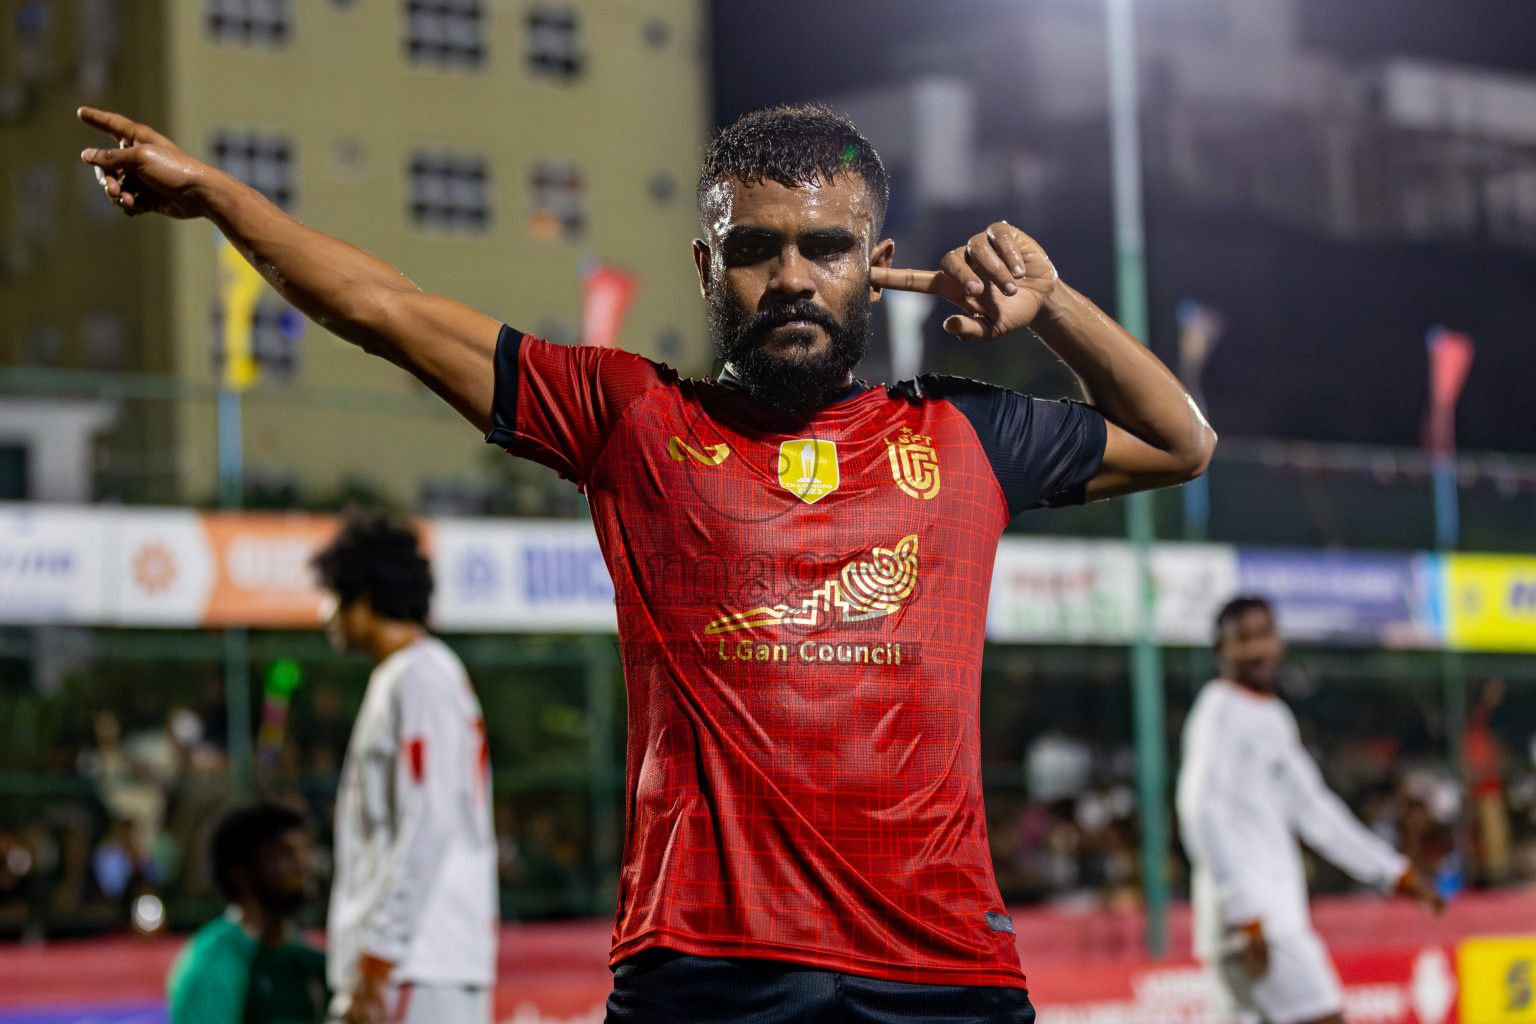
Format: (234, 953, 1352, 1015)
(499, 333, 1038, 987)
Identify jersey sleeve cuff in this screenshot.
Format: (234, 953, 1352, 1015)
(1042, 404, 1108, 508)
(484, 324, 524, 448)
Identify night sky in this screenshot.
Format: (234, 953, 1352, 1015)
(708, 1, 1536, 455)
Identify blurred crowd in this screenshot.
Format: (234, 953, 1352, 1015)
(986, 676, 1536, 911)
(2, 668, 1535, 940)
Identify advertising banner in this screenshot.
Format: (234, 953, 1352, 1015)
(110, 509, 215, 626)
(431, 518, 616, 633)
(988, 538, 1138, 644)
(1151, 544, 1240, 645)
(0, 505, 107, 624)
(1443, 555, 1536, 653)
(1039, 946, 1458, 1024)
(1457, 935, 1536, 1024)
(1235, 549, 1441, 648)
(987, 540, 1239, 646)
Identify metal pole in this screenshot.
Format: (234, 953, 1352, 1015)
(586, 638, 619, 914)
(218, 385, 254, 796)
(1106, 0, 1169, 957)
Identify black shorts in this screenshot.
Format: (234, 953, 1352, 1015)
(606, 948, 1036, 1024)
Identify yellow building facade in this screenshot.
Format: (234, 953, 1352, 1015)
(1, 0, 709, 506)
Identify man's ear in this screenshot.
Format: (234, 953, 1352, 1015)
(692, 240, 711, 300)
(869, 238, 895, 304)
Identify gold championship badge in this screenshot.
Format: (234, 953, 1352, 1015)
(778, 439, 839, 504)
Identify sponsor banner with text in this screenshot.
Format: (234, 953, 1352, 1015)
(1442, 555, 1536, 653)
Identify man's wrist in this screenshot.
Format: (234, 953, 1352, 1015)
(358, 953, 395, 982)
(1028, 282, 1078, 333)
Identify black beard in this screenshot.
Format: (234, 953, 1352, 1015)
(710, 295, 871, 411)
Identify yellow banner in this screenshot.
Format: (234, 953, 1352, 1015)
(1444, 555, 1536, 652)
(1459, 936, 1536, 1024)
(218, 237, 267, 391)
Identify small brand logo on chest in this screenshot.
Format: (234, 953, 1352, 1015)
(668, 435, 730, 466)
(778, 439, 839, 504)
(885, 427, 941, 499)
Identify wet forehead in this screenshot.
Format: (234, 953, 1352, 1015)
(702, 175, 876, 244)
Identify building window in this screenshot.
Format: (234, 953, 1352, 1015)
(528, 162, 583, 242)
(527, 7, 582, 80)
(405, 0, 485, 68)
(409, 151, 491, 233)
(212, 132, 296, 211)
(211, 301, 304, 383)
(205, 0, 291, 47)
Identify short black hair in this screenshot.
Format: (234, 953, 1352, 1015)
(211, 803, 306, 902)
(698, 104, 890, 236)
(311, 510, 433, 623)
(1214, 595, 1274, 646)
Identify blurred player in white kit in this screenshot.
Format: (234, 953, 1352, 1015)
(1177, 596, 1442, 1024)
(312, 513, 497, 1024)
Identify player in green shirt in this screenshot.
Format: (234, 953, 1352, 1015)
(166, 803, 329, 1024)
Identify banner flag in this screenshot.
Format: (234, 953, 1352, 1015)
(1425, 325, 1474, 455)
(580, 261, 638, 349)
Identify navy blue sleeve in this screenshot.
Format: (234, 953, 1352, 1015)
(909, 374, 1107, 516)
(484, 324, 523, 448)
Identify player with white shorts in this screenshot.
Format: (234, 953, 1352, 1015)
(313, 514, 498, 1024)
(1177, 596, 1441, 1024)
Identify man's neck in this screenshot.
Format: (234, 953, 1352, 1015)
(1224, 676, 1274, 696)
(368, 621, 426, 665)
(236, 902, 292, 949)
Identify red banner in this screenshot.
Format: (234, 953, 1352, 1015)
(580, 263, 638, 349)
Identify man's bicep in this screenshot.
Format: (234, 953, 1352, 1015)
(372, 291, 501, 433)
(1086, 421, 1206, 500)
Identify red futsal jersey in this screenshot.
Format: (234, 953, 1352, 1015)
(487, 327, 1106, 987)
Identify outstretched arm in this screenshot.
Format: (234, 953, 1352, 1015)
(78, 107, 500, 432)
(871, 222, 1216, 499)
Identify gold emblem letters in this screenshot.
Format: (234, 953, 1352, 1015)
(884, 427, 940, 499)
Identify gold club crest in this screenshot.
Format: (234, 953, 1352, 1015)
(778, 439, 839, 504)
(885, 427, 941, 499)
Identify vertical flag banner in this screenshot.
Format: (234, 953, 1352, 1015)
(1425, 326, 1475, 455)
(580, 261, 638, 349)
(1174, 298, 1223, 403)
(1425, 325, 1475, 551)
(217, 236, 268, 391)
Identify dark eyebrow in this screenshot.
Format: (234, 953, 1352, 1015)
(798, 227, 857, 246)
(721, 226, 780, 244)
(719, 226, 859, 247)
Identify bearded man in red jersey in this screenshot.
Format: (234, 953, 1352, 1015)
(81, 103, 1214, 1024)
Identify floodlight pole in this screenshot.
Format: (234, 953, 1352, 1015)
(1106, 0, 1169, 957)
(218, 384, 254, 797)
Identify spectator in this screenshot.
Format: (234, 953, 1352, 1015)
(165, 803, 327, 1024)
(1464, 678, 1512, 884)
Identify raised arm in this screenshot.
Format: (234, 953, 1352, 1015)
(871, 222, 1216, 499)
(78, 107, 500, 432)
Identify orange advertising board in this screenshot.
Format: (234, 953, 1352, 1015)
(200, 513, 341, 626)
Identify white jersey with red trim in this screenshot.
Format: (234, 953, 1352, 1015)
(1176, 679, 1408, 960)
(327, 636, 497, 1005)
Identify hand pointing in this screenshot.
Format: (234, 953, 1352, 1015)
(78, 106, 219, 219)
(871, 221, 1059, 340)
